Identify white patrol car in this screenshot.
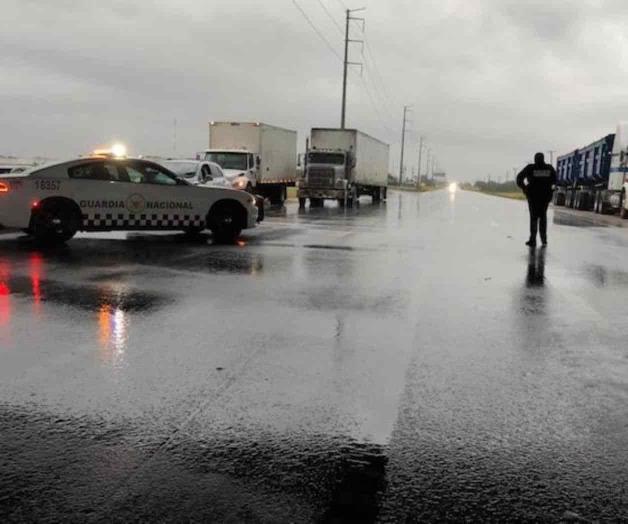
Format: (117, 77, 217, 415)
(0, 154, 262, 244)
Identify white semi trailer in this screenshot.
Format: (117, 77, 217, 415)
(298, 128, 389, 208)
(203, 122, 297, 205)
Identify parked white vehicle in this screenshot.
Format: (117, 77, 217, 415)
(159, 159, 230, 188)
(203, 121, 297, 205)
(0, 152, 261, 244)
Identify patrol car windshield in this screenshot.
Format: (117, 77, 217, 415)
(204, 152, 248, 171)
(162, 161, 198, 178)
(308, 152, 345, 165)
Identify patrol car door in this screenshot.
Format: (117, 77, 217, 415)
(68, 160, 131, 230)
(119, 161, 207, 230)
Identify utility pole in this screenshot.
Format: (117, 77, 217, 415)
(399, 105, 411, 185)
(341, 8, 365, 128)
(547, 150, 556, 166)
(426, 148, 431, 181)
(173, 118, 177, 156)
(416, 136, 424, 188)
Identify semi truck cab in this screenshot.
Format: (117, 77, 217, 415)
(608, 144, 628, 217)
(298, 128, 389, 209)
(300, 149, 356, 207)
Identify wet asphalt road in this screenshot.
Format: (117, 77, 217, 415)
(1, 189, 627, 522)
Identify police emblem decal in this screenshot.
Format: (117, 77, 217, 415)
(126, 193, 146, 213)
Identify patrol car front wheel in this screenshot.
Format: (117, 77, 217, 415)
(208, 202, 243, 243)
(30, 200, 80, 244)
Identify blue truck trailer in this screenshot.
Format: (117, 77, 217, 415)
(554, 123, 628, 217)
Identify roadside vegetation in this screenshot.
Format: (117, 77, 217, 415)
(463, 180, 526, 200)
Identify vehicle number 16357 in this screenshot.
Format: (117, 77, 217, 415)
(35, 180, 61, 191)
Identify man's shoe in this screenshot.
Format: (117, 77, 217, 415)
(525, 240, 536, 247)
(541, 240, 548, 247)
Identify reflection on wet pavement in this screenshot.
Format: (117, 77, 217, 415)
(97, 305, 128, 366)
(1, 190, 627, 521)
(526, 247, 546, 288)
(0, 275, 169, 314)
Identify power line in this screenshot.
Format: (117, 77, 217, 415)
(355, 72, 397, 137)
(363, 39, 400, 112)
(292, 0, 398, 141)
(292, 0, 342, 61)
(315, 0, 344, 35)
(361, 52, 397, 124)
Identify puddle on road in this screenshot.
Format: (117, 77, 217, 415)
(202, 250, 264, 274)
(0, 403, 388, 522)
(3, 276, 169, 313)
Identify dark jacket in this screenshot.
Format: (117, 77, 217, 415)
(516, 162, 557, 199)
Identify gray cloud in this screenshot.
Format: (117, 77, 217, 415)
(1, 0, 628, 181)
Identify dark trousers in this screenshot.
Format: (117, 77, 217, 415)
(527, 195, 551, 242)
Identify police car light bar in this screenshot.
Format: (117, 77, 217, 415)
(92, 143, 127, 158)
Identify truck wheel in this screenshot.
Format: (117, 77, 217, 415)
(30, 199, 80, 244)
(373, 188, 381, 203)
(246, 183, 253, 193)
(208, 201, 243, 243)
(592, 192, 598, 213)
(347, 187, 358, 208)
(270, 186, 287, 206)
(299, 197, 306, 208)
(599, 193, 608, 214)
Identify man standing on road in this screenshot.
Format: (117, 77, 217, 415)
(516, 152, 557, 247)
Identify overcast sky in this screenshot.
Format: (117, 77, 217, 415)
(2, 0, 628, 181)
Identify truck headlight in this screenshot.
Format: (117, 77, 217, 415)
(234, 178, 247, 189)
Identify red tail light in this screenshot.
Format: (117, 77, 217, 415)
(0, 182, 8, 193)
